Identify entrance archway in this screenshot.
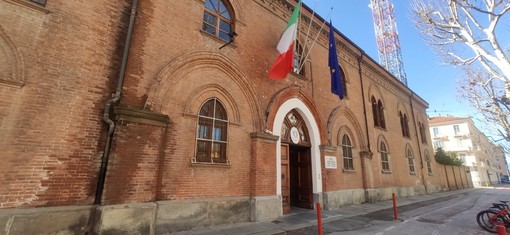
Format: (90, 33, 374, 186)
(272, 98, 322, 215)
(280, 110, 312, 214)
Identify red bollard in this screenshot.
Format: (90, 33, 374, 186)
(496, 223, 506, 235)
(316, 202, 323, 235)
(392, 193, 398, 221)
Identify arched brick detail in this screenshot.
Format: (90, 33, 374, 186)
(184, 83, 241, 124)
(376, 134, 391, 153)
(396, 101, 410, 117)
(405, 143, 414, 156)
(227, 0, 244, 25)
(338, 125, 357, 147)
(424, 149, 431, 161)
(198, 0, 245, 25)
(332, 107, 366, 149)
(0, 26, 24, 87)
(367, 83, 385, 104)
(146, 51, 261, 131)
(265, 86, 326, 144)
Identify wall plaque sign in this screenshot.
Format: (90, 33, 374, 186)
(325, 156, 337, 169)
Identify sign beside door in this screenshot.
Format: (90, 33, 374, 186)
(325, 156, 337, 169)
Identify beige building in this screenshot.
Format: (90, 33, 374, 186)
(429, 116, 509, 187)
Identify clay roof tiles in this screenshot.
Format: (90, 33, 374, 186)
(428, 116, 468, 123)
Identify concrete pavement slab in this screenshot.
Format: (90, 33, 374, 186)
(173, 188, 477, 235)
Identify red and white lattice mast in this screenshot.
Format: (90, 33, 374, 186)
(369, 0, 408, 85)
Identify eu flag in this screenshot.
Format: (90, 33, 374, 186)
(328, 20, 344, 100)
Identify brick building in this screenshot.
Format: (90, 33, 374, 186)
(0, 0, 448, 233)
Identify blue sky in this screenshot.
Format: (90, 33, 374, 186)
(300, 0, 510, 167)
(302, 0, 475, 117)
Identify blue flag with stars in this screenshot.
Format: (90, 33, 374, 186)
(328, 20, 344, 100)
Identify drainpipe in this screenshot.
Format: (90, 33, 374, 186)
(95, 0, 139, 205)
(358, 51, 372, 202)
(358, 52, 371, 153)
(409, 93, 428, 194)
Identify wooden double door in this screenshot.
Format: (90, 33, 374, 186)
(281, 143, 313, 214)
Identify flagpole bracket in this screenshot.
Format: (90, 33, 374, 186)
(219, 31, 238, 49)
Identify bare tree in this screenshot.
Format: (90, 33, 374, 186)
(411, 0, 510, 99)
(412, 0, 510, 149)
(458, 68, 510, 151)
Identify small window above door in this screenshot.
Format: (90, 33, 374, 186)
(281, 110, 310, 146)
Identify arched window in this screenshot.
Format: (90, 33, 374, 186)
(342, 134, 354, 170)
(407, 148, 415, 174)
(399, 112, 405, 136)
(293, 41, 305, 75)
(371, 96, 379, 127)
(378, 100, 386, 129)
(425, 152, 432, 174)
(403, 114, 409, 137)
(399, 112, 410, 138)
(419, 122, 427, 144)
(372, 97, 385, 129)
(380, 141, 390, 171)
(281, 110, 309, 145)
(195, 98, 229, 164)
(203, 0, 235, 42)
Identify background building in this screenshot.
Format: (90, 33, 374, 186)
(1, 0, 455, 234)
(429, 116, 509, 187)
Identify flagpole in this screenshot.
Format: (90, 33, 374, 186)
(297, 0, 303, 47)
(299, 0, 321, 67)
(297, 7, 333, 73)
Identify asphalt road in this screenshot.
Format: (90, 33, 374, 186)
(287, 187, 510, 235)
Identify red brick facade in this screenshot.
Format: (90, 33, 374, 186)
(0, 0, 454, 233)
(0, 0, 131, 208)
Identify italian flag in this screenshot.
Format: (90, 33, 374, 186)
(268, 0, 301, 79)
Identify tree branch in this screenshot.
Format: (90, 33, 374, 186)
(454, 0, 499, 16)
(446, 52, 480, 64)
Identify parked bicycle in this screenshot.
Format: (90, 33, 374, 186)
(476, 200, 510, 233)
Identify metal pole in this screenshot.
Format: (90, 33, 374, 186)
(316, 202, 323, 235)
(392, 193, 398, 221)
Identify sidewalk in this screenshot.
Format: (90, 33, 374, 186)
(173, 188, 478, 235)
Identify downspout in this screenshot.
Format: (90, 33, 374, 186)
(95, 0, 139, 205)
(409, 93, 428, 194)
(358, 51, 372, 202)
(358, 53, 371, 153)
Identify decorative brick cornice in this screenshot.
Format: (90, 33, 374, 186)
(360, 150, 373, 159)
(114, 106, 170, 127)
(319, 144, 336, 153)
(250, 132, 279, 142)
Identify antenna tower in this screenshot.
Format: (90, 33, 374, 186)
(369, 0, 408, 85)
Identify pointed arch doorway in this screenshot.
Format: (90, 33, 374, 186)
(280, 110, 313, 214)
